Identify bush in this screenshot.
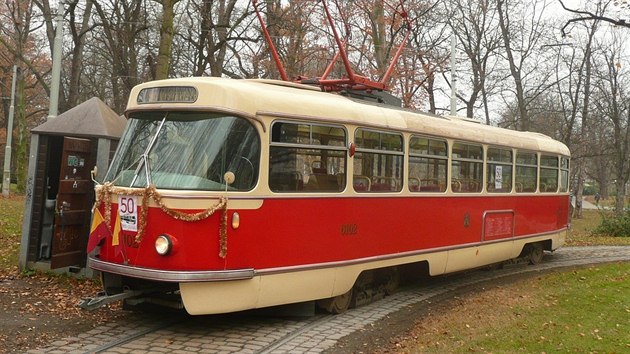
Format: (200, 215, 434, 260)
(583, 184, 597, 196)
(595, 211, 630, 237)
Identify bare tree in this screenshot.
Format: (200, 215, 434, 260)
(19, 0, 97, 113)
(92, 0, 148, 112)
(398, 0, 448, 112)
(550, 9, 602, 217)
(592, 32, 630, 214)
(253, 0, 327, 79)
(586, 110, 614, 200)
(0, 0, 49, 192)
(496, 0, 556, 131)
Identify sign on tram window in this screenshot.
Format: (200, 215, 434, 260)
(137, 86, 198, 104)
(487, 147, 512, 193)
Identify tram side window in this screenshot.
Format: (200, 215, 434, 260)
(451, 142, 483, 193)
(559, 157, 570, 193)
(353, 129, 403, 192)
(408, 136, 447, 192)
(540, 155, 559, 192)
(487, 148, 513, 193)
(269, 121, 347, 192)
(515, 152, 537, 193)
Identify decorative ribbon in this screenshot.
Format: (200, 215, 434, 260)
(94, 183, 229, 258)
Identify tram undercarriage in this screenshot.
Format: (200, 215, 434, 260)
(80, 240, 554, 315)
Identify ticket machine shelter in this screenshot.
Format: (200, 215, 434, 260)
(19, 97, 126, 272)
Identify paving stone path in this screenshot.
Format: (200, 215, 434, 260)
(28, 246, 630, 354)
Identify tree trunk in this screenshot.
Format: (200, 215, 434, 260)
(614, 179, 626, 215)
(573, 162, 585, 218)
(496, 0, 529, 131)
(14, 68, 27, 193)
(66, 0, 93, 110)
(370, 0, 387, 72)
(155, 0, 178, 80)
(573, 18, 596, 219)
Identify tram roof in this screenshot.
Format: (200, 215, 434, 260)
(126, 77, 570, 156)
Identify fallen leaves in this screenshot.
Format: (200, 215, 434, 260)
(0, 269, 128, 353)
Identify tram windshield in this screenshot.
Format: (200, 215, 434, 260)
(105, 111, 260, 191)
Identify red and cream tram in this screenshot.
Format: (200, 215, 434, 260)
(86, 76, 570, 315)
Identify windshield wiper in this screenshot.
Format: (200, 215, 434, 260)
(129, 113, 168, 187)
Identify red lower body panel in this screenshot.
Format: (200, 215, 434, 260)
(93, 195, 569, 272)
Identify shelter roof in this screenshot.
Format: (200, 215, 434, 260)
(32, 97, 126, 139)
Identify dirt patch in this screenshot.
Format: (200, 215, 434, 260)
(0, 270, 129, 354)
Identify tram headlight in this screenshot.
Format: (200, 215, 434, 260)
(155, 235, 173, 256)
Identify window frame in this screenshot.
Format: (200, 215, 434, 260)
(539, 154, 559, 193)
(515, 150, 538, 193)
(408, 135, 448, 193)
(353, 128, 404, 193)
(269, 120, 348, 193)
(451, 141, 484, 193)
(559, 156, 570, 193)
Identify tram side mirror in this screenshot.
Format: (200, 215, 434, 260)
(91, 166, 98, 182)
(224, 171, 235, 185)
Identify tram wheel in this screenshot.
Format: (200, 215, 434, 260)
(528, 243, 545, 265)
(384, 267, 400, 295)
(317, 289, 353, 314)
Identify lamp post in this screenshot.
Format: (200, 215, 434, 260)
(450, 33, 457, 116)
(2, 65, 17, 196)
(47, 3, 64, 120)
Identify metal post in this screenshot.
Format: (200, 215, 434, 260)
(450, 34, 457, 116)
(2, 65, 17, 197)
(47, 4, 64, 120)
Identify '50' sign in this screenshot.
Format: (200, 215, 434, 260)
(118, 196, 138, 232)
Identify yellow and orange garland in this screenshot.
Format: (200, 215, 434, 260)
(94, 182, 229, 258)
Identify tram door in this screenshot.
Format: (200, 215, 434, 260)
(51, 137, 93, 269)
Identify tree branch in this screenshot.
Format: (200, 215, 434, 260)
(559, 0, 629, 37)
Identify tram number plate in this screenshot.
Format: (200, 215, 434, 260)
(341, 223, 358, 235)
(483, 212, 513, 240)
(118, 196, 138, 232)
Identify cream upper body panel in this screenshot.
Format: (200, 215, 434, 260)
(125, 77, 570, 157)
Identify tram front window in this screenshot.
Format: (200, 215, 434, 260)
(105, 112, 260, 191)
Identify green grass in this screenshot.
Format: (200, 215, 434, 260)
(393, 209, 630, 354)
(406, 263, 630, 353)
(567, 209, 630, 246)
(523, 264, 630, 353)
(0, 195, 24, 272)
